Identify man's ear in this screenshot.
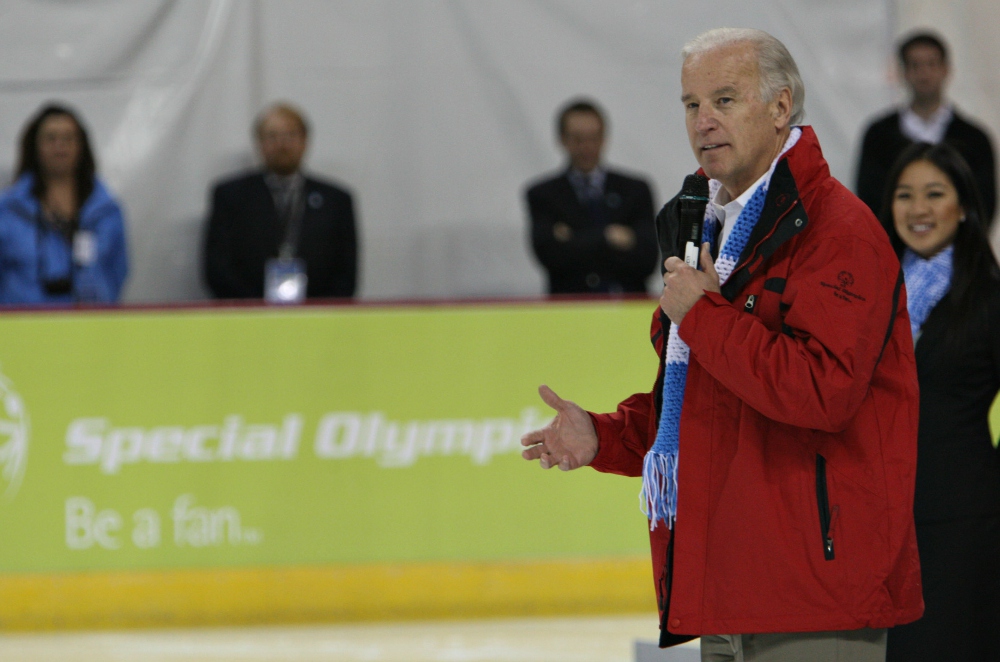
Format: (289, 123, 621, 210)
(773, 87, 793, 129)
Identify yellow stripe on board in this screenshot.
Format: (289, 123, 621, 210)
(0, 557, 654, 631)
(991, 391, 1000, 448)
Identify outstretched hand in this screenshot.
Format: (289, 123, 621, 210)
(520, 385, 599, 471)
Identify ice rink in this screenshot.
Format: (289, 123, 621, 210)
(0, 614, 702, 662)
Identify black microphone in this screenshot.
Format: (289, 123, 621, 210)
(678, 174, 710, 269)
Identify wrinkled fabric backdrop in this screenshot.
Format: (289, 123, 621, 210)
(0, 0, 994, 302)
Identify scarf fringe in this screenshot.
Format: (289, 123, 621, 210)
(640, 449, 678, 531)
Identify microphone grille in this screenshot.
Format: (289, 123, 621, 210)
(680, 174, 709, 200)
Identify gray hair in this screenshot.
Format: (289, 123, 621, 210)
(681, 28, 806, 125)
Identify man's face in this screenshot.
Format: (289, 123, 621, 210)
(560, 111, 604, 173)
(681, 43, 789, 198)
(258, 111, 307, 176)
(902, 43, 948, 104)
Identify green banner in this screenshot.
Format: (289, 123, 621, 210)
(0, 302, 658, 573)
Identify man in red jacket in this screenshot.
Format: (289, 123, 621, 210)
(522, 28, 922, 661)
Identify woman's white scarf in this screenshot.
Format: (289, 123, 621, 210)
(901, 244, 953, 344)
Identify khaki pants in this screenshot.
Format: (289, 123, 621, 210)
(700, 628, 887, 662)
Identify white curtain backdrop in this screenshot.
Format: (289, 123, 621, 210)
(1, 0, 977, 303)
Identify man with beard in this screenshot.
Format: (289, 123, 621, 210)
(204, 103, 357, 300)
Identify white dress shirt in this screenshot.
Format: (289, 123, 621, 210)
(712, 170, 770, 250)
(900, 104, 953, 145)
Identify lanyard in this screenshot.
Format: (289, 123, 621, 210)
(34, 206, 76, 296)
(278, 184, 306, 261)
(266, 173, 306, 261)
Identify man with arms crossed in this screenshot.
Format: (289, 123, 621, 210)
(525, 99, 659, 295)
(522, 28, 922, 661)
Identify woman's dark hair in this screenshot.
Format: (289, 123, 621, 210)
(15, 103, 96, 209)
(878, 141, 1000, 332)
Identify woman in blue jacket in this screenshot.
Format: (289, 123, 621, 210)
(0, 103, 128, 304)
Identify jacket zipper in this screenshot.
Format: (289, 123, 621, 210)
(744, 294, 756, 313)
(815, 454, 835, 560)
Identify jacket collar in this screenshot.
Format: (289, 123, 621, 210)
(781, 125, 830, 200)
(4, 173, 115, 223)
(716, 126, 827, 300)
(5, 174, 39, 215)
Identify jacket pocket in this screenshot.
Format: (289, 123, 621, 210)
(815, 454, 835, 560)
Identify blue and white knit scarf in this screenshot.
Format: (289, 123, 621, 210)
(901, 245, 953, 343)
(641, 128, 803, 531)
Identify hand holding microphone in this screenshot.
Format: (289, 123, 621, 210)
(660, 174, 720, 324)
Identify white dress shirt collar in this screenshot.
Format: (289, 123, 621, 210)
(712, 170, 769, 249)
(900, 103, 953, 145)
(569, 166, 606, 190)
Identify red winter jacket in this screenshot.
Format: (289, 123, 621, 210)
(589, 127, 923, 641)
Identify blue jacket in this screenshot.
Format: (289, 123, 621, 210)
(0, 174, 128, 304)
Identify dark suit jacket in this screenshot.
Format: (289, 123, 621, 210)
(203, 171, 357, 299)
(856, 109, 996, 226)
(525, 168, 658, 294)
(884, 275, 1000, 662)
(910, 277, 1000, 525)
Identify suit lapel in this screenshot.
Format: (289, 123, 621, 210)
(603, 173, 626, 224)
(252, 173, 281, 220)
(914, 295, 950, 368)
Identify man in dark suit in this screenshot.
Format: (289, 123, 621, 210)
(857, 32, 996, 226)
(204, 103, 357, 300)
(525, 99, 658, 294)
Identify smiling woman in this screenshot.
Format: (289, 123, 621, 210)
(878, 141, 1000, 662)
(891, 159, 964, 258)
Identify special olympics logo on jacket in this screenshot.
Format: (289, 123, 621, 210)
(0, 369, 29, 500)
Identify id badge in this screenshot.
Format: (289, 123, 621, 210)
(264, 257, 307, 304)
(73, 231, 97, 266)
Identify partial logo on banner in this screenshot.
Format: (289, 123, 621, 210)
(0, 368, 29, 500)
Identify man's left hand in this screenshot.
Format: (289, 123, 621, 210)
(604, 223, 636, 251)
(660, 242, 720, 325)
